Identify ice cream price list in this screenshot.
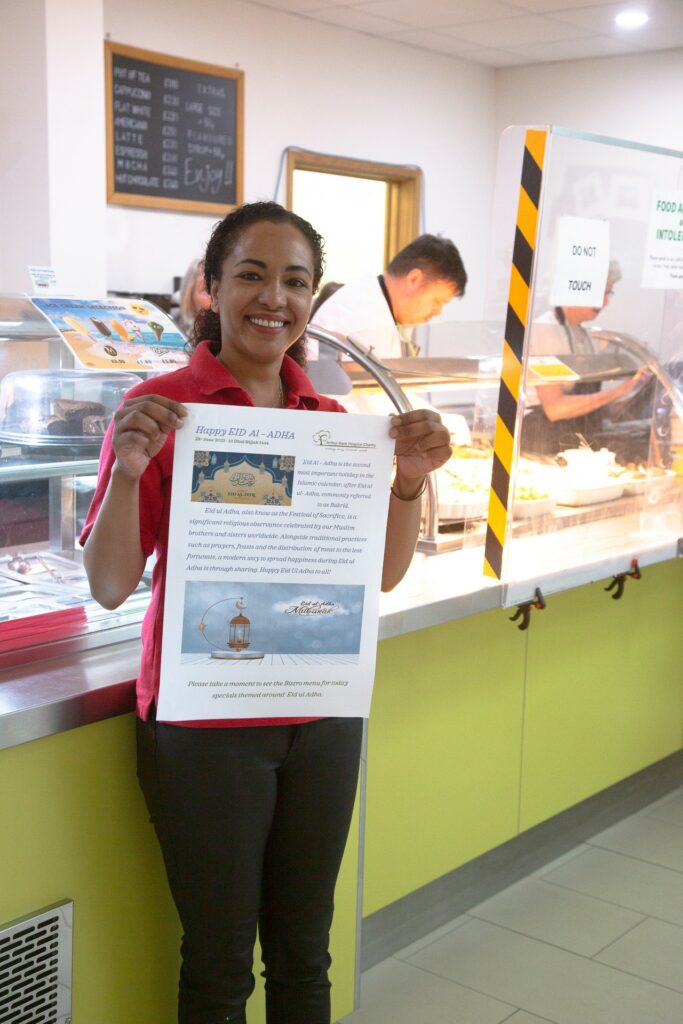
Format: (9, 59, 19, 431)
(105, 42, 243, 213)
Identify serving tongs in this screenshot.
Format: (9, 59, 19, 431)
(0, 552, 73, 595)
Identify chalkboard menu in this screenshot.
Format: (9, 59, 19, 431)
(105, 41, 243, 214)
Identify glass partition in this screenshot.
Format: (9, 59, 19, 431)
(490, 127, 683, 602)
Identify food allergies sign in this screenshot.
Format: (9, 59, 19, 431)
(549, 216, 610, 308)
(642, 191, 683, 289)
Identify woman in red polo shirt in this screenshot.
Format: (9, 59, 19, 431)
(81, 202, 450, 1024)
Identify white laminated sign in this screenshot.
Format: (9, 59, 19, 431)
(550, 216, 610, 308)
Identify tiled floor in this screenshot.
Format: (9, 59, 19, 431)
(341, 786, 683, 1024)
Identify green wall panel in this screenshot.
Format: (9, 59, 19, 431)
(520, 560, 683, 831)
(0, 713, 359, 1023)
(364, 608, 526, 916)
(1, 715, 179, 1023)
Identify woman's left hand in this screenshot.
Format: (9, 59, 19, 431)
(389, 410, 452, 492)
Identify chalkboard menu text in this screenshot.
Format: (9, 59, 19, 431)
(105, 41, 244, 214)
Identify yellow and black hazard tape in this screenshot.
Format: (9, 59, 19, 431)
(484, 128, 547, 580)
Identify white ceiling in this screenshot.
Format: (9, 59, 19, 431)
(245, 0, 683, 67)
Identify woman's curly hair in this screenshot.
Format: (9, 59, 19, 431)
(190, 201, 325, 368)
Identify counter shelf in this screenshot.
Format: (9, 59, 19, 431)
(343, 356, 499, 391)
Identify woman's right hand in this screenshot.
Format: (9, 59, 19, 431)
(112, 395, 188, 480)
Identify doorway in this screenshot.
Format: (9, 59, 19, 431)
(286, 149, 421, 290)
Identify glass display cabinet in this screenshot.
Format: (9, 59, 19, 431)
(0, 295, 157, 666)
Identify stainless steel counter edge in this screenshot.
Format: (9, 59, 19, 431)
(378, 582, 502, 640)
(0, 641, 141, 751)
(2, 529, 679, 751)
(0, 578, 503, 751)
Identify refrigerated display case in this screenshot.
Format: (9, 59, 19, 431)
(0, 294, 155, 665)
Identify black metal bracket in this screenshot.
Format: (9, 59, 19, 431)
(509, 587, 546, 631)
(604, 559, 642, 600)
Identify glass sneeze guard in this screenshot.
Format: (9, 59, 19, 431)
(484, 127, 683, 605)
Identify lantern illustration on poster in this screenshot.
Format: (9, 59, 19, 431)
(198, 597, 264, 660)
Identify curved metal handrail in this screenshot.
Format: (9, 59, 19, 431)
(305, 325, 413, 413)
(305, 326, 440, 543)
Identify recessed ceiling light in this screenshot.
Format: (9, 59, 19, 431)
(615, 9, 649, 29)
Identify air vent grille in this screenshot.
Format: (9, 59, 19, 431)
(0, 902, 72, 1023)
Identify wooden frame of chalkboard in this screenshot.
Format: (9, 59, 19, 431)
(105, 41, 244, 215)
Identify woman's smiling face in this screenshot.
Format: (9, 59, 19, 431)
(210, 220, 315, 367)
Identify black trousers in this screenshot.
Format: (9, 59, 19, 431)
(136, 714, 363, 1024)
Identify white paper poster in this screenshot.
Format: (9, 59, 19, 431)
(28, 265, 58, 295)
(550, 216, 610, 307)
(157, 404, 395, 721)
(642, 190, 683, 289)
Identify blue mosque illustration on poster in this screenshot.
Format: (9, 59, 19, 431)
(191, 450, 295, 507)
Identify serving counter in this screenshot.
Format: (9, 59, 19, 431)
(3, 124, 683, 1022)
(3, 555, 682, 1024)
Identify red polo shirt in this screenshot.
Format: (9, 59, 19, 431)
(79, 340, 346, 726)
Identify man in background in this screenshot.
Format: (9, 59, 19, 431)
(523, 260, 652, 458)
(311, 234, 467, 359)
